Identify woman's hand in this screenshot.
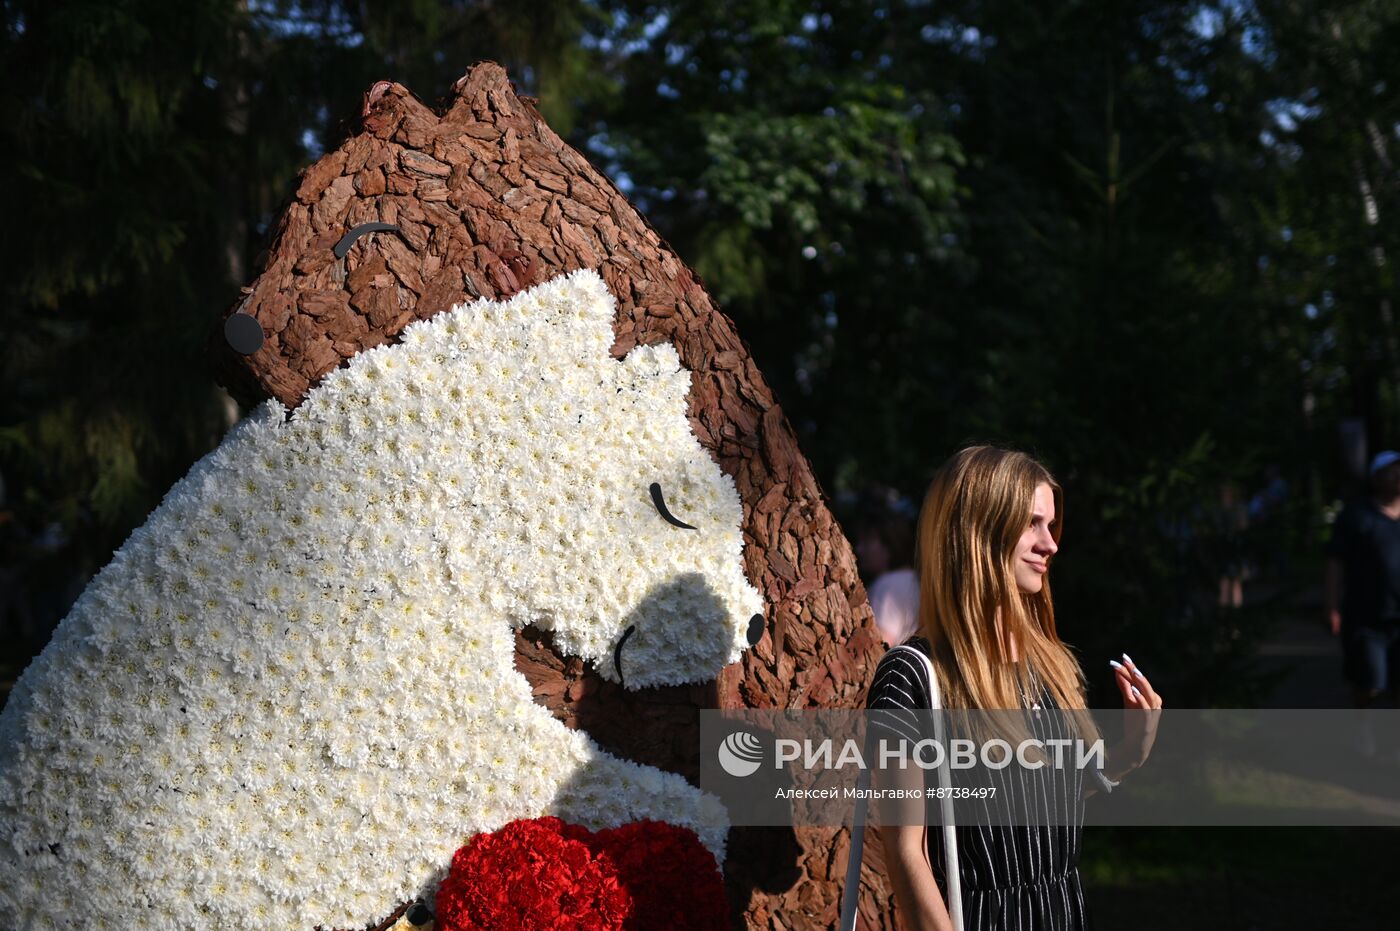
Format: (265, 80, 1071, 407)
(1107, 653, 1162, 779)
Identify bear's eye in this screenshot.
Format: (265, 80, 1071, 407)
(649, 483, 697, 530)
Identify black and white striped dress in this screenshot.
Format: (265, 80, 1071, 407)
(866, 635, 1094, 931)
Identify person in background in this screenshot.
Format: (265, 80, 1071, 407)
(854, 498, 920, 646)
(1214, 480, 1249, 609)
(1247, 464, 1292, 580)
(1325, 450, 1400, 721)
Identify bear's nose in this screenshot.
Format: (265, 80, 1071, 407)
(747, 613, 765, 646)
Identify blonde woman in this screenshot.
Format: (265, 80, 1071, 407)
(866, 446, 1162, 931)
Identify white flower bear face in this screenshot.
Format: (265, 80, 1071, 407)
(0, 269, 764, 931)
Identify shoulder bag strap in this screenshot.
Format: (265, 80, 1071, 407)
(840, 645, 964, 931)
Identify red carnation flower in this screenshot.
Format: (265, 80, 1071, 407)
(586, 820, 730, 931)
(435, 817, 630, 931)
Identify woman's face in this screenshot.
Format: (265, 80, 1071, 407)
(1012, 482, 1058, 594)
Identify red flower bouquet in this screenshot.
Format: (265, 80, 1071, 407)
(437, 818, 729, 931)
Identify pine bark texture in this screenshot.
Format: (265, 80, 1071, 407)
(211, 62, 895, 931)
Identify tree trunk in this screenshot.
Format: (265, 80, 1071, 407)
(210, 62, 893, 931)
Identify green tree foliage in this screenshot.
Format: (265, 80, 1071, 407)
(1243, 0, 1400, 465)
(3, 0, 249, 577)
(5, 0, 1398, 706)
(590, 1, 966, 494)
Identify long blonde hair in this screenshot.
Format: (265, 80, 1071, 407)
(916, 445, 1089, 716)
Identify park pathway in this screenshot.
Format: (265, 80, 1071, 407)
(1255, 599, 1353, 708)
